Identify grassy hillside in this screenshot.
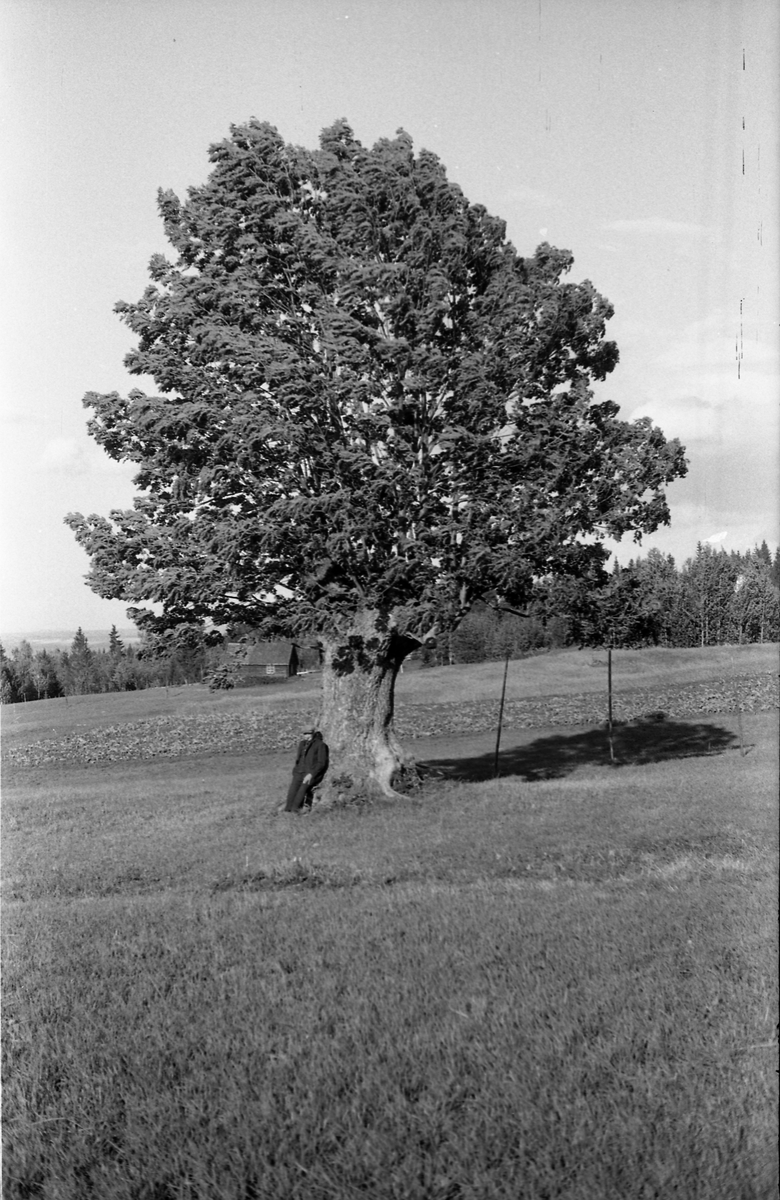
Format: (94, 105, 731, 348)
(398, 642, 780, 704)
(2, 646, 778, 1198)
(3, 643, 778, 765)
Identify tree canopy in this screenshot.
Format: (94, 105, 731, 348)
(67, 118, 687, 799)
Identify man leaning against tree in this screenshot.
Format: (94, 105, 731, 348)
(283, 729, 329, 813)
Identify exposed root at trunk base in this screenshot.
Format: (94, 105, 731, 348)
(390, 761, 424, 796)
(313, 757, 423, 811)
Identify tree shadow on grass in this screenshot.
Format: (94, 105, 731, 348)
(419, 717, 740, 783)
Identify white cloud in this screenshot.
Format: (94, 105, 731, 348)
(652, 310, 777, 380)
(626, 394, 720, 447)
(35, 435, 136, 480)
(614, 305, 780, 557)
(603, 218, 720, 241)
(626, 309, 779, 440)
(38, 437, 88, 473)
(499, 183, 563, 210)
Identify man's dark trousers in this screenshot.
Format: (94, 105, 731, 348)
(285, 773, 313, 812)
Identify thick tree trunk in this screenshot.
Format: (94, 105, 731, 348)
(313, 611, 419, 807)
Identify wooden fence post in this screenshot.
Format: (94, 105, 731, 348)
(494, 651, 511, 777)
(607, 642, 615, 763)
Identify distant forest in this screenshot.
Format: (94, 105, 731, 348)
(2, 542, 778, 703)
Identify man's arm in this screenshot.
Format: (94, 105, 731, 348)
(310, 742, 329, 784)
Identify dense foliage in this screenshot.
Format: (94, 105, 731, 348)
(0, 627, 211, 703)
(564, 540, 780, 651)
(443, 542, 780, 664)
(3, 544, 777, 704)
(62, 118, 689, 793)
(66, 119, 684, 645)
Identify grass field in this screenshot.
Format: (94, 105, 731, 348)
(2, 645, 778, 1199)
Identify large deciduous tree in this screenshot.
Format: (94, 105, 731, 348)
(67, 119, 686, 801)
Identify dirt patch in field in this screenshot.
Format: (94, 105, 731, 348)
(5, 672, 777, 769)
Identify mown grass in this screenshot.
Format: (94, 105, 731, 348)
(2, 709, 773, 898)
(5, 871, 776, 1199)
(2, 662, 778, 1198)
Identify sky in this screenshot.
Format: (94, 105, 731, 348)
(1, 0, 778, 635)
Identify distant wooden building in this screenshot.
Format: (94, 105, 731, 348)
(227, 641, 299, 686)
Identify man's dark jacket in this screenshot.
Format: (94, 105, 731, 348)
(285, 733, 329, 811)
